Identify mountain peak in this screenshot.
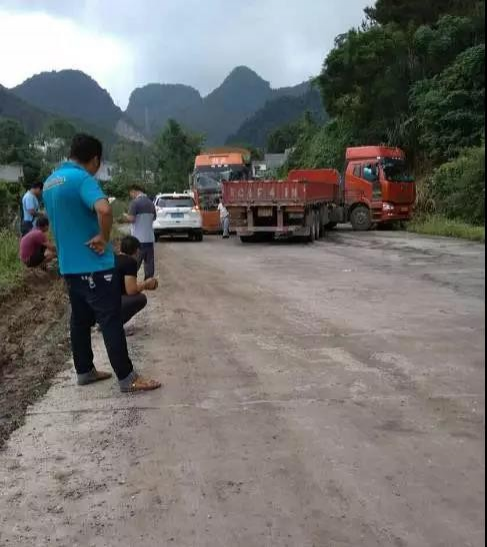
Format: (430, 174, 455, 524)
(219, 66, 270, 89)
(12, 69, 122, 128)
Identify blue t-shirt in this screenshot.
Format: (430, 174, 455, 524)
(43, 161, 114, 275)
(22, 191, 39, 222)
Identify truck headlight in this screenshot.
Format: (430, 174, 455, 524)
(382, 203, 394, 211)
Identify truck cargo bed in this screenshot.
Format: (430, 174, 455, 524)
(222, 169, 340, 206)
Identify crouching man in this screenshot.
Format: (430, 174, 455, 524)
(116, 236, 158, 326)
(19, 215, 56, 268)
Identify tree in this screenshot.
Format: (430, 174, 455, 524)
(317, 25, 411, 144)
(40, 118, 77, 164)
(0, 119, 42, 185)
(44, 118, 77, 141)
(103, 141, 156, 198)
(411, 44, 485, 161)
(153, 120, 203, 192)
(0, 119, 29, 164)
(365, 0, 482, 27)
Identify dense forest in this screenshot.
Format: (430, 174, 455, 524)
(226, 89, 327, 149)
(282, 0, 485, 225)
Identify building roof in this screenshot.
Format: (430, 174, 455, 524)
(0, 164, 24, 183)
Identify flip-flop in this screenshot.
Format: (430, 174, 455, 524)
(120, 377, 162, 393)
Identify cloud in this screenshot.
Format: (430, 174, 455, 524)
(0, 0, 370, 108)
(0, 9, 134, 107)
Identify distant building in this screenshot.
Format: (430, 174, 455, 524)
(0, 164, 24, 183)
(96, 162, 115, 182)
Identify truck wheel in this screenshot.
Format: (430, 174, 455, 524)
(308, 222, 316, 243)
(194, 231, 203, 242)
(315, 214, 323, 239)
(350, 206, 372, 231)
(240, 235, 254, 243)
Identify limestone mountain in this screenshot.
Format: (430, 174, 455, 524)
(226, 88, 327, 148)
(12, 70, 146, 143)
(125, 66, 313, 145)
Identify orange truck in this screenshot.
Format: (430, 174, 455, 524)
(222, 146, 416, 240)
(191, 147, 251, 233)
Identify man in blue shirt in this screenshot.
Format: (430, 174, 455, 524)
(43, 134, 160, 393)
(21, 182, 43, 235)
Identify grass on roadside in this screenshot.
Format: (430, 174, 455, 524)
(407, 216, 485, 243)
(0, 229, 23, 295)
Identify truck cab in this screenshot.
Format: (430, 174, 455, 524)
(342, 146, 416, 230)
(192, 149, 251, 233)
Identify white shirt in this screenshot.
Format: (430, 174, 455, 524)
(218, 202, 229, 220)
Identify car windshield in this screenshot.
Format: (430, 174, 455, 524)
(382, 159, 414, 182)
(157, 197, 194, 208)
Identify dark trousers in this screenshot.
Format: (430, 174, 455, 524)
(137, 243, 155, 280)
(21, 220, 34, 236)
(65, 270, 133, 381)
(122, 293, 147, 325)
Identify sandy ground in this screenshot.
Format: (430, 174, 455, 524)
(0, 230, 484, 547)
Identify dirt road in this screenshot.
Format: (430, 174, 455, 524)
(0, 231, 484, 547)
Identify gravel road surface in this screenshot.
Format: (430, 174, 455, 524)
(0, 230, 484, 547)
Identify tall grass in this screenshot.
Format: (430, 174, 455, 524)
(408, 216, 485, 243)
(0, 229, 23, 295)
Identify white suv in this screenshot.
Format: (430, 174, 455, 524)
(153, 193, 203, 241)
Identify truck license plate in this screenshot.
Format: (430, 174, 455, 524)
(258, 207, 273, 217)
(171, 213, 184, 218)
(400, 207, 408, 212)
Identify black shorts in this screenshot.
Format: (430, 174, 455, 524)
(26, 245, 46, 268)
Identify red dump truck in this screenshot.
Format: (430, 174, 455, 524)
(222, 146, 415, 241)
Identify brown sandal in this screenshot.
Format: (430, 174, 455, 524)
(121, 376, 162, 393)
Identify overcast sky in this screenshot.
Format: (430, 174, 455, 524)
(0, 0, 370, 109)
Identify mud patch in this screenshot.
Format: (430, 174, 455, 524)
(0, 271, 69, 448)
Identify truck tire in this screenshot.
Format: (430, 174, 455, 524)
(315, 214, 323, 239)
(309, 221, 316, 243)
(240, 235, 255, 243)
(350, 205, 372, 231)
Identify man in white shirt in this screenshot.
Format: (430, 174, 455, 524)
(21, 182, 43, 235)
(218, 199, 230, 239)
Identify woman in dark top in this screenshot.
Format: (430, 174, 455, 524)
(116, 235, 158, 326)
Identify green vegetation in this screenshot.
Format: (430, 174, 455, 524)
(0, 229, 23, 294)
(103, 141, 156, 198)
(426, 145, 485, 224)
(227, 89, 327, 149)
(153, 119, 203, 193)
(0, 182, 22, 228)
(279, 0, 485, 232)
(408, 216, 485, 242)
(0, 119, 44, 184)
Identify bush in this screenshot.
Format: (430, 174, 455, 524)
(0, 229, 22, 294)
(0, 182, 23, 229)
(428, 145, 485, 224)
